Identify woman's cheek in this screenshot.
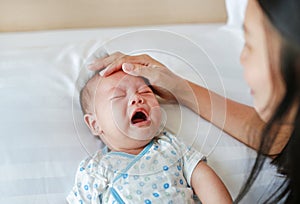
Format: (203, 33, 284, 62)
(240, 45, 248, 65)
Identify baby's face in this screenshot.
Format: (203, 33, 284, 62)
(93, 71, 162, 151)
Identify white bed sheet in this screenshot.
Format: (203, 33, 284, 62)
(0, 24, 282, 203)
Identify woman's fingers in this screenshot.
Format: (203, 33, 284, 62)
(90, 54, 138, 76)
(88, 51, 125, 71)
(100, 58, 126, 76)
(122, 63, 154, 78)
(102, 54, 161, 76)
(89, 51, 167, 77)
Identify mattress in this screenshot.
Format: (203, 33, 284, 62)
(0, 23, 282, 203)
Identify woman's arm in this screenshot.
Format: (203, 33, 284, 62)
(191, 161, 232, 204)
(182, 80, 265, 151)
(178, 77, 290, 155)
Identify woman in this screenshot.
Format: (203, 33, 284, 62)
(89, 0, 300, 202)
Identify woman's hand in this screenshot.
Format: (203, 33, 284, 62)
(89, 52, 189, 102)
(89, 52, 165, 77)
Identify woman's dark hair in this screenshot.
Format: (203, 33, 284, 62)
(235, 0, 300, 203)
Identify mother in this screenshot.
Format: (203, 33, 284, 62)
(90, 0, 300, 202)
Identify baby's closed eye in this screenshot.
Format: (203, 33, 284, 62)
(110, 90, 126, 100)
(138, 87, 153, 95)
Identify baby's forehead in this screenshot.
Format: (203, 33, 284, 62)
(92, 72, 147, 92)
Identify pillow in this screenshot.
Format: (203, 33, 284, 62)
(225, 0, 248, 28)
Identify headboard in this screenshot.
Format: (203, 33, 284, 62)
(0, 0, 227, 32)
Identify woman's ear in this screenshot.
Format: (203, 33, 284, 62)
(84, 113, 101, 135)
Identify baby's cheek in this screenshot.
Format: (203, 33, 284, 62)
(151, 105, 162, 123)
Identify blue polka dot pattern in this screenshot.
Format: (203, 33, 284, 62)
(152, 184, 157, 189)
(144, 199, 152, 204)
(180, 179, 184, 185)
(164, 183, 169, 189)
(68, 132, 203, 203)
(153, 192, 160, 197)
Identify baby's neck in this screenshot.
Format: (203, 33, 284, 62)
(109, 145, 147, 155)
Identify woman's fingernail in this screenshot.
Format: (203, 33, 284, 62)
(122, 63, 133, 71)
(99, 69, 106, 76)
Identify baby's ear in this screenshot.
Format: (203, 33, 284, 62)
(84, 113, 101, 135)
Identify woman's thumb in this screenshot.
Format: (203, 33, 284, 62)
(122, 63, 147, 77)
(122, 63, 134, 72)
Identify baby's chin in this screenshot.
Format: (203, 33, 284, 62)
(127, 123, 162, 141)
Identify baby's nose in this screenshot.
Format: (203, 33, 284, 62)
(130, 95, 144, 105)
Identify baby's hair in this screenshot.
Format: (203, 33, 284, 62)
(79, 71, 98, 115)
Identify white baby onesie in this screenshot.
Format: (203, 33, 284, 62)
(67, 131, 204, 204)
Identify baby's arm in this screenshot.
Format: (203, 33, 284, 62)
(191, 161, 232, 204)
(67, 153, 107, 204)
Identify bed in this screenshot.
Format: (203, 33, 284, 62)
(0, 0, 283, 203)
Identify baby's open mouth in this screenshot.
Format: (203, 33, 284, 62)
(131, 109, 149, 125)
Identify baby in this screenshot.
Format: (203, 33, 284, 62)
(67, 71, 232, 204)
